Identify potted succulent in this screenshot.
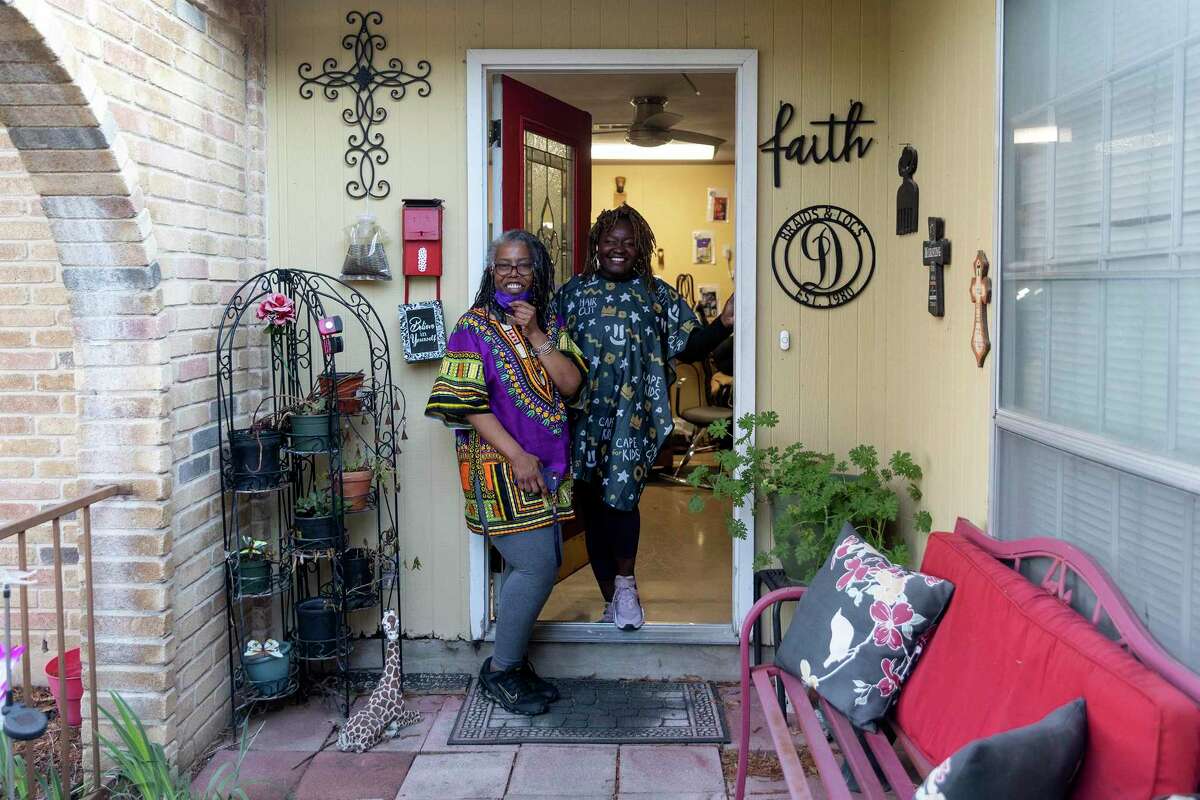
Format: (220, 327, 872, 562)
(242, 638, 292, 696)
(292, 487, 345, 551)
(318, 370, 366, 414)
(288, 395, 335, 454)
(234, 538, 272, 596)
(688, 411, 931, 583)
(296, 597, 340, 657)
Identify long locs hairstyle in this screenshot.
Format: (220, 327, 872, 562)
(585, 203, 656, 281)
(472, 229, 556, 330)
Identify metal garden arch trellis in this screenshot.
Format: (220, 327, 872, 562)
(215, 268, 407, 727)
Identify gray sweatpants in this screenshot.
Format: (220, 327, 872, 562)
(490, 525, 558, 670)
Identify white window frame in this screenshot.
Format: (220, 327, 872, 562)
(990, 0, 1200, 526)
(465, 49, 758, 643)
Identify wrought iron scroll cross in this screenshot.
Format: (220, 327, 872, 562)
(298, 11, 432, 200)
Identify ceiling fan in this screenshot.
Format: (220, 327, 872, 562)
(596, 95, 725, 149)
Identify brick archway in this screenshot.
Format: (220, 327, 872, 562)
(1, 0, 174, 743)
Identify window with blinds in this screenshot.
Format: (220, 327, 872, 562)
(1000, 0, 1200, 670)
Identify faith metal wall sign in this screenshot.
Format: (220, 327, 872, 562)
(298, 10, 432, 200)
(771, 205, 876, 309)
(759, 100, 876, 188)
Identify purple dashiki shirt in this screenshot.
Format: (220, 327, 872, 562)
(425, 307, 586, 536)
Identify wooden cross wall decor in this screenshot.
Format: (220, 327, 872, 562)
(922, 217, 950, 317)
(970, 251, 992, 367)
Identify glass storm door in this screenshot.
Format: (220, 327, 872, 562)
(499, 76, 592, 286)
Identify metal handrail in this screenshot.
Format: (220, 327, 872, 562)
(0, 484, 125, 792)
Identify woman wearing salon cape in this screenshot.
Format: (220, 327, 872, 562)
(555, 204, 734, 631)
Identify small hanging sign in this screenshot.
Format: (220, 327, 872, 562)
(970, 251, 992, 367)
(398, 300, 447, 363)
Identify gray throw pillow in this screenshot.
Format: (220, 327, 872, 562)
(913, 699, 1087, 799)
(774, 523, 954, 730)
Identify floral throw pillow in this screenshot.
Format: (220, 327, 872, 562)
(774, 522, 954, 730)
(912, 699, 1087, 799)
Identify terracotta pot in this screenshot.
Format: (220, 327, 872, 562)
(342, 469, 373, 511)
(318, 371, 365, 414)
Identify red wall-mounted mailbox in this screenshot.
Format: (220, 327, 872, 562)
(402, 199, 444, 278)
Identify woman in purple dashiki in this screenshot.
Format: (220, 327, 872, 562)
(425, 231, 585, 717)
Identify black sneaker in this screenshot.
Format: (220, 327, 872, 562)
(477, 657, 548, 716)
(518, 659, 560, 703)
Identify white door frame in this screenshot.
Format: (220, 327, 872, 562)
(465, 48, 758, 642)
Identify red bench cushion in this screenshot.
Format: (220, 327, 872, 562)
(894, 532, 1200, 799)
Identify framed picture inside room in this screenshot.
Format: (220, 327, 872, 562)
(707, 187, 729, 222)
(693, 231, 715, 264)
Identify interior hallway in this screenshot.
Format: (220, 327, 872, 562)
(539, 482, 733, 624)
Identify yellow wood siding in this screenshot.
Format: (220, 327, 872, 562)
(267, 0, 996, 638)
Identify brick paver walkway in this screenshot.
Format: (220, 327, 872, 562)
(192, 685, 826, 799)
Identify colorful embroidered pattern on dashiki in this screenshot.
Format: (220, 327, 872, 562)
(425, 307, 586, 536)
(556, 274, 700, 511)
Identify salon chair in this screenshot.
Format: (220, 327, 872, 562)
(660, 352, 733, 485)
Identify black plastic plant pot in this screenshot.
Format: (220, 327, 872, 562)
(296, 598, 340, 658)
(288, 413, 335, 453)
(343, 548, 375, 608)
(230, 429, 283, 491)
(236, 557, 272, 596)
(293, 514, 343, 551)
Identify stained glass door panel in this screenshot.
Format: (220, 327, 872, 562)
(500, 76, 591, 284)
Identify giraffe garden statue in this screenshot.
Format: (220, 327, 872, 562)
(336, 608, 421, 753)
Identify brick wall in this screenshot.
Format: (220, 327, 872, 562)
(0, 0, 268, 769)
(0, 126, 82, 679)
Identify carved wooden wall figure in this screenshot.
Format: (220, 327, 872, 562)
(896, 145, 919, 235)
(970, 250, 992, 367)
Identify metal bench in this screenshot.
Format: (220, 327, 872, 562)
(734, 518, 1200, 800)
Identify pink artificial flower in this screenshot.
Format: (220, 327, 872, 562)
(869, 600, 915, 650)
(876, 657, 900, 697)
(256, 293, 296, 327)
(836, 556, 878, 591)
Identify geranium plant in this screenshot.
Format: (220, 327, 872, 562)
(687, 411, 932, 581)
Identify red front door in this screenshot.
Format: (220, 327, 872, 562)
(499, 76, 592, 287)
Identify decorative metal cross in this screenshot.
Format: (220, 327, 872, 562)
(922, 217, 951, 317)
(298, 11, 432, 200)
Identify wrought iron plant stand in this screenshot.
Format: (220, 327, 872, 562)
(216, 269, 407, 730)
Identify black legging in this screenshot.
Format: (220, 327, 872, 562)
(576, 481, 640, 602)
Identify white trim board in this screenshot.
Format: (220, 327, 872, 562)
(465, 48, 759, 642)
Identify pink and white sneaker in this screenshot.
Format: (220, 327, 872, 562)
(612, 575, 645, 631)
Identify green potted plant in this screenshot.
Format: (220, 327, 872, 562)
(341, 445, 393, 512)
(688, 411, 931, 583)
(287, 395, 335, 453)
(292, 487, 345, 551)
(241, 638, 292, 697)
(234, 538, 272, 596)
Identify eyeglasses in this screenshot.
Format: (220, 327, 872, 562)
(492, 261, 534, 276)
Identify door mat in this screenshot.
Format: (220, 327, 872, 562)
(448, 678, 729, 745)
(402, 672, 472, 694)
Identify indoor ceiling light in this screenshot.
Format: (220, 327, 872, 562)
(592, 141, 716, 161)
